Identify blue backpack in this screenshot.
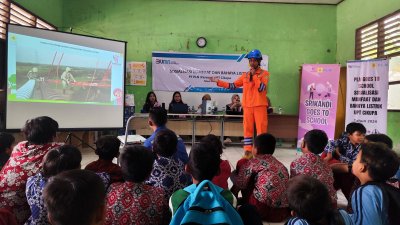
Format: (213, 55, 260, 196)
(170, 180, 244, 225)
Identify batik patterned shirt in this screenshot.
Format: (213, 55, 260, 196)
(24, 172, 110, 225)
(290, 152, 337, 202)
(232, 154, 289, 208)
(145, 156, 191, 198)
(324, 133, 361, 164)
(0, 141, 63, 224)
(105, 182, 169, 225)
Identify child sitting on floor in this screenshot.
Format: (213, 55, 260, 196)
(85, 135, 123, 183)
(231, 133, 290, 222)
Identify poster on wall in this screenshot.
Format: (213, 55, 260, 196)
(125, 93, 134, 106)
(152, 51, 268, 93)
(297, 64, 340, 147)
(346, 59, 389, 134)
(127, 61, 146, 86)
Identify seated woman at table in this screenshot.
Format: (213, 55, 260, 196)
(197, 94, 212, 110)
(168, 91, 186, 113)
(142, 91, 160, 113)
(226, 94, 242, 114)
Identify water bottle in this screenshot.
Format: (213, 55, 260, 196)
(278, 106, 283, 114)
(296, 139, 303, 156)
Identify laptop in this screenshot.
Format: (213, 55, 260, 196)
(169, 104, 189, 114)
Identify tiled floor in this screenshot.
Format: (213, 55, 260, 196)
(81, 145, 347, 225)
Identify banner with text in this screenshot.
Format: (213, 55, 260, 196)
(152, 51, 268, 93)
(297, 64, 340, 147)
(346, 59, 389, 134)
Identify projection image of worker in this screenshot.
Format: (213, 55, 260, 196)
(210, 49, 269, 158)
(27, 67, 39, 80)
(61, 67, 76, 94)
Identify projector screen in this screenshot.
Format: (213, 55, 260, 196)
(6, 24, 126, 129)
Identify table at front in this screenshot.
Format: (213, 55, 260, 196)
(128, 113, 299, 146)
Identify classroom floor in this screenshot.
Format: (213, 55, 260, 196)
(81, 145, 347, 225)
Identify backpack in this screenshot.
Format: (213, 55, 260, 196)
(169, 180, 244, 225)
(364, 181, 400, 225)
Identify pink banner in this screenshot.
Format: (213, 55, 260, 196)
(297, 64, 340, 147)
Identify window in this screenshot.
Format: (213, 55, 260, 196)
(356, 10, 400, 60)
(0, 0, 55, 40)
(388, 55, 400, 111)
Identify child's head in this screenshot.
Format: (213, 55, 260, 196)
(43, 145, 82, 178)
(352, 142, 400, 183)
(94, 135, 121, 161)
(287, 175, 331, 223)
(153, 129, 178, 157)
(200, 134, 223, 156)
(302, 129, 328, 154)
(43, 169, 105, 225)
(22, 116, 59, 145)
(187, 143, 220, 182)
(253, 133, 276, 155)
(365, 134, 393, 149)
(0, 132, 15, 155)
(120, 145, 155, 182)
(346, 122, 366, 145)
(148, 107, 168, 128)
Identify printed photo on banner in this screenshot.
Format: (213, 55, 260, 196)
(126, 61, 146, 86)
(346, 59, 389, 134)
(297, 64, 340, 147)
(152, 51, 268, 93)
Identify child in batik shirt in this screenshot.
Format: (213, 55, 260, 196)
(146, 129, 191, 198)
(290, 129, 337, 205)
(231, 133, 290, 222)
(105, 146, 169, 225)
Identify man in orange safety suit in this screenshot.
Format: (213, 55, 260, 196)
(210, 49, 269, 158)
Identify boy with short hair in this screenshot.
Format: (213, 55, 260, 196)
(169, 143, 236, 215)
(231, 133, 290, 222)
(290, 129, 337, 204)
(146, 129, 191, 198)
(200, 134, 231, 189)
(144, 107, 188, 164)
(85, 135, 123, 183)
(365, 133, 393, 149)
(105, 146, 169, 225)
(0, 132, 15, 170)
(286, 175, 352, 225)
(323, 122, 366, 200)
(170, 143, 258, 225)
(350, 142, 400, 225)
(323, 122, 366, 164)
(43, 169, 106, 225)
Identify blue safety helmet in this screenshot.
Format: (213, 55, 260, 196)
(245, 49, 263, 60)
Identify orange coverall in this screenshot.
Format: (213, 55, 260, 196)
(217, 68, 269, 151)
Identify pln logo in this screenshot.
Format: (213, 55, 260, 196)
(155, 59, 177, 64)
(311, 67, 332, 73)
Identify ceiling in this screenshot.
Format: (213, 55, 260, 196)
(211, 0, 344, 5)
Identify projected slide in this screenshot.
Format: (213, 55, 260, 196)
(7, 33, 124, 105)
(6, 24, 126, 129)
